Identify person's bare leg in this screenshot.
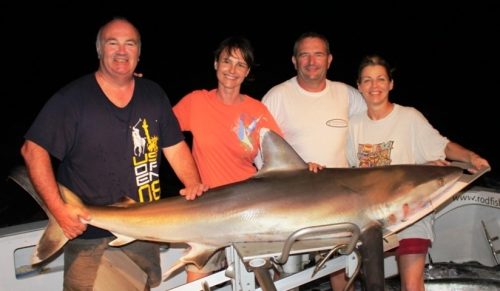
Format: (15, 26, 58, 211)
(397, 253, 426, 291)
(186, 271, 210, 282)
(330, 270, 353, 291)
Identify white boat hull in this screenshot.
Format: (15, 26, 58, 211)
(384, 186, 500, 277)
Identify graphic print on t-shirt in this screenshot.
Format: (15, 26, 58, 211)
(357, 140, 394, 168)
(131, 118, 160, 203)
(234, 114, 262, 152)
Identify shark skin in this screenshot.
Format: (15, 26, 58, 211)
(10, 129, 470, 280)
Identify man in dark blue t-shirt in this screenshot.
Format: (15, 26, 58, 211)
(21, 17, 207, 290)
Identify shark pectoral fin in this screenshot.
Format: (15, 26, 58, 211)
(161, 259, 186, 281)
(181, 242, 221, 269)
(162, 242, 221, 281)
(108, 234, 136, 246)
(33, 214, 68, 264)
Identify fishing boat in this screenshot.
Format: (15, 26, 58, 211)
(1, 172, 499, 290)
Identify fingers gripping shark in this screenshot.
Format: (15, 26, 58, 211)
(10, 129, 471, 281)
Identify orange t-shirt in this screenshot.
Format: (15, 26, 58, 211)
(173, 89, 282, 188)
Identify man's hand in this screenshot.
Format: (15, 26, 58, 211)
(53, 204, 90, 239)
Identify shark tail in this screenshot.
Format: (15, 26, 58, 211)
(32, 211, 68, 264)
(8, 166, 72, 264)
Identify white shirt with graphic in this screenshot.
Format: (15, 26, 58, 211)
(347, 104, 449, 241)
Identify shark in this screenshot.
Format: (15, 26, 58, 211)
(10, 129, 485, 281)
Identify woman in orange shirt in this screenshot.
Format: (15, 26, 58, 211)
(173, 36, 283, 281)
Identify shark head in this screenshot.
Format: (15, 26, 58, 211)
(369, 164, 464, 235)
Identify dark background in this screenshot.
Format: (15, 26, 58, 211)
(2, 5, 499, 225)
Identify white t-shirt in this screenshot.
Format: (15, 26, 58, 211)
(262, 77, 366, 167)
(347, 103, 450, 241)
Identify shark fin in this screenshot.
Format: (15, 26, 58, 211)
(8, 167, 69, 264)
(58, 184, 84, 207)
(110, 196, 138, 207)
(161, 242, 220, 280)
(161, 258, 187, 281)
(33, 211, 68, 264)
(255, 128, 307, 177)
(108, 234, 137, 246)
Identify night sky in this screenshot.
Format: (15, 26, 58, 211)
(2, 5, 499, 220)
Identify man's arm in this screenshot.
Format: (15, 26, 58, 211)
(347, 85, 367, 116)
(163, 140, 208, 200)
(20, 140, 89, 239)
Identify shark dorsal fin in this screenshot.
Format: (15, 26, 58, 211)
(255, 128, 307, 177)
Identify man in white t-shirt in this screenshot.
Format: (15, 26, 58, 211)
(261, 32, 366, 291)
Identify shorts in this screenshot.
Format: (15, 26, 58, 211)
(396, 238, 431, 255)
(63, 237, 161, 290)
(185, 248, 227, 274)
(397, 214, 434, 241)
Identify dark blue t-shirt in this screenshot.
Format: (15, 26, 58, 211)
(25, 74, 184, 238)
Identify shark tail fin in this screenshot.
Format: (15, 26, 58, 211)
(8, 166, 70, 264)
(58, 184, 84, 208)
(32, 211, 68, 264)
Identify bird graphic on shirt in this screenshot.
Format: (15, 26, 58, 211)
(237, 115, 262, 151)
